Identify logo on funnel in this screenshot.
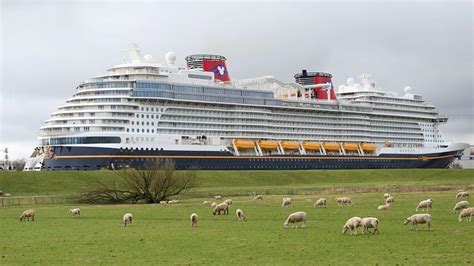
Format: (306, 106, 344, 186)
(210, 64, 227, 78)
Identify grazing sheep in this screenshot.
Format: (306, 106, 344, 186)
(167, 199, 179, 204)
(4, 193, 11, 197)
(159, 200, 167, 205)
(453, 201, 469, 213)
(361, 217, 380, 234)
(416, 199, 433, 212)
(336, 197, 353, 206)
(203, 200, 211, 205)
(458, 207, 474, 222)
(385, 196, 395, 204)
(456, 191, 469, 199)
(223, 199, 233, 205)
(254, 195, 264, 200)
(123, 213, 133, 227)
(314, 198, 327, 208)
(284, 211, 307, 228)
(211, 202, 217, 207)
(236, 209, 246, 221)
(342, 216, 362, 235)
(404, 214, 432, 230)
(212, 203, 229, 215)
(282, 197, 292, 207)
(19, 209, 35, 222)
(378, 204, 390, 211)
(214, 195, 222, 199)
(69, 208, 81, 217)
(190, 213, 198, 227)
(383, 193, 392, 199)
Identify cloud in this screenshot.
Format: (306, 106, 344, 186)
(1, 1, 472, 159)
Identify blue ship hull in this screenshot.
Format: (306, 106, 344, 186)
(36, 146, 461, 170)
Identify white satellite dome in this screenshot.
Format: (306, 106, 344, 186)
(353, 84, 362, 91)
(404, 86, 412, 93)
(165, 51, 176, 65)
(144, 54, 154, 61)
(338, 85, 346, 93)
(347, 78, 355, 86)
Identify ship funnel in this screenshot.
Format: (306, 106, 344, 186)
(294, 71, 337, 100)
(185, 54, 230, 82)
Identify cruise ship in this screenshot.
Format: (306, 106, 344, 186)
(24, 44, 468, 171)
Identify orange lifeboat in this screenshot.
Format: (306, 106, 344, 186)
(343, 143, 359, 151)
(303, 141, 322, 151)
(323, 142, 340, 151)
(258, 140, 279, 150)
(234, 139, 255, 150)
(362, 143, 377, 152)
(281, 141, 300, 150)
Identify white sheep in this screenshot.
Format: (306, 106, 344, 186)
(282, 197, 292, 207)
(453, 201, 469, 213)
(360, 217, 380, 234)
(284, 211, 307, 228)
(203, 200, 211, 205)
(190, 213, 198, 227)
(314, 198, 327, 208)
(159, 200, 167, 205)
(456, 191, 469, 199)
(168, 199, 179, 204)
(19, 209, 35, 222)
(254, 195, 264, 200)
(223, 199, 233, 205)
(404, 214, 432, 230)
(236, 209, 246, 221)
(378, 204, 390, 211)
(211, 202, 217, 207)
(4, 193, 11, 197)
(212, 202, 229, 215)
(416, 199, 433, 212)
(69, 208, 81, 217)
(341, 216, 362, 235)
(214, 195, 222, 199)
(458, 207, 474, 222)
(336, 197, 353, 206)
(385, 196, 395, 204)
(123, 213, 133, 227)
(383, 193, 391, 199)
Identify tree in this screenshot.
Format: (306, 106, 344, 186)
(79, 160, 198, 204)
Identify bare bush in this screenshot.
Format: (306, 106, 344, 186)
(79, 160, 198, 204)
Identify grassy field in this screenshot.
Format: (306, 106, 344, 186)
(0, 169, 473, 264)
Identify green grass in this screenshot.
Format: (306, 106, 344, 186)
(0, 192, 473, 264)
(1, 169, 473, 197)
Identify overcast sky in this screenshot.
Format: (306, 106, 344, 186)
(1, 0, 473, 159)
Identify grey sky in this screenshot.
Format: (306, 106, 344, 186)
(1, 0, 473, 159)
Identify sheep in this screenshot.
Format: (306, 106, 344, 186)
(282, 197, 292, 207)
(167, 199, 179, 204)
(341, 216, 362, 235)
(385, 196, 395, 204)
(19, 209, 35, 222)
(223, 199, 233, 206)
(254, 195, 264, 200)
(314, 198, 327, 208)
(404, 214, 432, 230)
(69, 208, 81, 217)
(4, 193, 11, 197)
(203, 200, 211, 205)
(383, 193, 392, 199)
(458, 207, 474, 222)
(453, 201, 469, 213)
(284, 211, 307, 228)
(236, 209, 246, 221)
(159, 200, 167, 205)
(360, 217, 380, 234)
(214, 195, 222, 199)
(212, 202, 229, 215)
(378, 204, 390, 211)
(123, 213, 133, 227)
(456, 191, 469, 199)
(190, 213, 198, 227)
(211, 202, 217, 207)
(416, 199, 433, 212)
(336, 197, 353, 206)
